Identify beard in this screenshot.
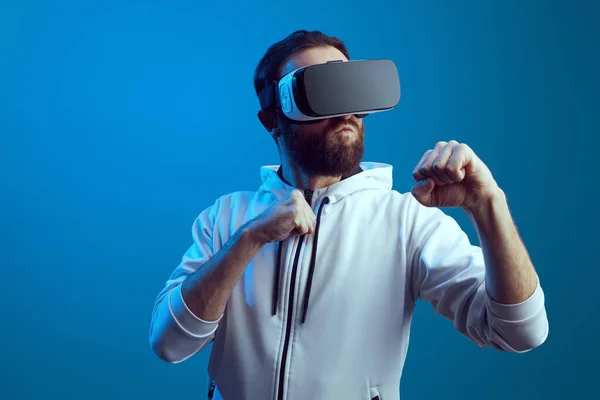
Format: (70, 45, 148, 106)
(279, 117, 365, 177)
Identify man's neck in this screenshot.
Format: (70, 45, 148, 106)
(277, 163, 363, 191)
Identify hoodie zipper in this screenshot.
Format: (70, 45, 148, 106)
(275, 189, 312, 400)
(275, 190, 330, 400)
(276, 233, 306, 400)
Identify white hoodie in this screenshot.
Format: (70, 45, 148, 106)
(149, 162, 549, 400)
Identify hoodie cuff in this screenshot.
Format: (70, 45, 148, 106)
(169, 284, 223, 337)
(485, 277, 545, 322)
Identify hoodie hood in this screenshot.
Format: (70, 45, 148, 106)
(259, 161, 394, 207)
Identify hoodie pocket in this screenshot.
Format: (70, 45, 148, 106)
(369, 385, 381, 400)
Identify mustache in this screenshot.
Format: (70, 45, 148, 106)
(329, 119, 361, 134)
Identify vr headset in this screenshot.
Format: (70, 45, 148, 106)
(258, 59, 401, 123)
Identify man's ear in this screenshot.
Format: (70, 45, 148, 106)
(257, 110, 281, 139)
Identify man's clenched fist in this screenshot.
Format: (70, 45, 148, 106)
(249, 190, 316, 244)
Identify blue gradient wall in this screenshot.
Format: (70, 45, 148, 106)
(2, 0, 597, 399)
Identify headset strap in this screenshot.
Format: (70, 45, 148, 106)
(258, 81, 279, 110)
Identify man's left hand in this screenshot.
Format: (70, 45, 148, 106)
(411, 140, 501, 211)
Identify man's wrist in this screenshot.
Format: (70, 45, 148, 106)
(241, 219, 267, 249)
(465, 186, 506, 221)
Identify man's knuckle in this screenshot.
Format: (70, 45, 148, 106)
(458, 143, 470, 152)
(448, 166, 460, 174)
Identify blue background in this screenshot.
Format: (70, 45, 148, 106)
(2, 0, 598, 398)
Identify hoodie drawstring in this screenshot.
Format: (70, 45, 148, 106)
(271, 195, 330, 324)
(301, 197, 329, 323)
(272, 241, 284, 316)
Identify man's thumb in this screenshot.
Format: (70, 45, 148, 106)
(411, 178, 435, 202)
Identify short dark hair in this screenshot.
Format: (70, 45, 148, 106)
(253, 30, 350, 96)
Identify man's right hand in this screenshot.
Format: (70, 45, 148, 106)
(249, 190, 317, 244)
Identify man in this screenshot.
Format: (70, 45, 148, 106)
(149, 30, 549, 400)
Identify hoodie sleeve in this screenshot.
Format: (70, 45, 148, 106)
(406, 197, 549, 353)
(149, 201, 223, 363)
